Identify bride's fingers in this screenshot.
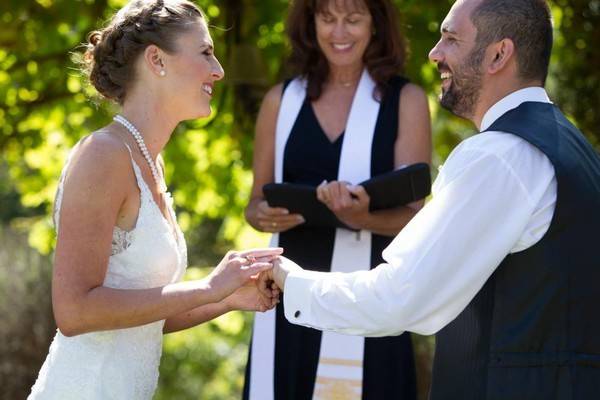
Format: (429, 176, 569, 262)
(241, 263, 273, 283)
(238, 247, 283, 259)
(253, 255, 277, 263)
(226, 255, 253, 268)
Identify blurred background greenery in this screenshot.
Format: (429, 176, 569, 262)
(0, 0, 597, 398)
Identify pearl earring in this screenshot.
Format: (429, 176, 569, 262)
(159, 70, 166, 77)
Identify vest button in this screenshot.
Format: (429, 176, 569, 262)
(294, 310, 301, 318)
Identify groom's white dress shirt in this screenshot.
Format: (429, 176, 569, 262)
(283, 87, 557, 336)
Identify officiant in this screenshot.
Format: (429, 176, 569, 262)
(243, 0, 431, 399)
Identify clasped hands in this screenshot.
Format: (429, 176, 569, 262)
(210, 248, 301, 314)
(256, 180, 371, 233)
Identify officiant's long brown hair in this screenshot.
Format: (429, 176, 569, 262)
(287, 0, 407, 101)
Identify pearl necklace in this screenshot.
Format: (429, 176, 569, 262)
(113, 115, 167, 193)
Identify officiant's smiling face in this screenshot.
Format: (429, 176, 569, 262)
(428, 0, 486, 119)
(314, 0, 373, 69)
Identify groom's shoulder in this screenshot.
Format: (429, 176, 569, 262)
(445, 132, 550, 180)
(441, 132, 542, 173)
(459, 131, 532, 157)
(436, 132, 548, 191)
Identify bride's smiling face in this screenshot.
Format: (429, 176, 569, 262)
(161, 20, 224, 120)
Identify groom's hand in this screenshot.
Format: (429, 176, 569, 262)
(257, 256, 303, 297)
(222, 282, 279, 313)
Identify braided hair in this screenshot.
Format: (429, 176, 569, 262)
(84, 0, 204, 104)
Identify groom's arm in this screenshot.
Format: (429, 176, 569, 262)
(280, 150, 538, 337)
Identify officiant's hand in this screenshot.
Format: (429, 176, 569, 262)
(316, 181, 370, 230)
(252, 200, 306, 233)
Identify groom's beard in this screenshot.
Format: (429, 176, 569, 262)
(439, 46, 485, 120)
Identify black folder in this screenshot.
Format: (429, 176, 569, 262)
(263, 163, 431, 229)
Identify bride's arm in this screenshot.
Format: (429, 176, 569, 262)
(52, 134, 278, 337)
(163, 282, 278, 333)
(163, 303, 230, 334)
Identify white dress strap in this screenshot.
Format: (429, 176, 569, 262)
(53, 148, 78, 230)
(121, 142, 152, 199)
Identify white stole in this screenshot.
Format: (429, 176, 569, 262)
(249, 70, 379, 400)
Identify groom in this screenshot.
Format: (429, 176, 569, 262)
(261, 0, 600, 398)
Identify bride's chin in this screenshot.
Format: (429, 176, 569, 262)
(189, 106, 212, 120)
(198, 108, 212, 119)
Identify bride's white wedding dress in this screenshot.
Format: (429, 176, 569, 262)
(28, 144, 187, 399)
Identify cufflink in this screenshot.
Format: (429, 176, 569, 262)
(294, 310, 301, 318)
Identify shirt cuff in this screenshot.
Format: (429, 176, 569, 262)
(283, 269, 327, 327)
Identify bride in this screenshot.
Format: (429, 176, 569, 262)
(28, 0, 281, 398)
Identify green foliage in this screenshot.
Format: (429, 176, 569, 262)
(548, 0, 600, 147)
(1, 0, 599, 398)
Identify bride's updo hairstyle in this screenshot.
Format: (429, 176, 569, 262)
(84, 0, 204, 104)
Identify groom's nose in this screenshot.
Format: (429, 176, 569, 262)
(429, 40, 443, 64)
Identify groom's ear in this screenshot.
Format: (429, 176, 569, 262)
(486, 38, 515, 75)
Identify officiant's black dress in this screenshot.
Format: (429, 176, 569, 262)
(243, 76, 417, 400)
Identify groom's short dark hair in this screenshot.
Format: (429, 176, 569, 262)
(470, 0, 553, 85)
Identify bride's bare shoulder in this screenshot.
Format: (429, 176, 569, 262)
(62, 126, 132, 192)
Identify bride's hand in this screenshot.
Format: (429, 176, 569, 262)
(207, 247, 283, 302)
(222, 282, 280, 312)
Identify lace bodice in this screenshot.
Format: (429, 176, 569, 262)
(29, 142, 187, 399)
